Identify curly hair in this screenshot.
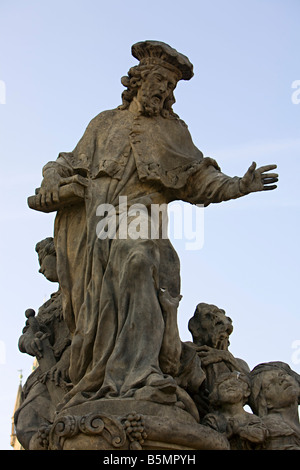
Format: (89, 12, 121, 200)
(35, 237, 56, 261)
(118, 64, 179, 119)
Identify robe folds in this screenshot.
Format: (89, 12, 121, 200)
(44, 108, 244, 401)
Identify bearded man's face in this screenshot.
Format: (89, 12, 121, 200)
(201, 310, 233, 350)
(136, 66, 178, 117)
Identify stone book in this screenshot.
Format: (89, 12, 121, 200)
(27, 181, 86, 213)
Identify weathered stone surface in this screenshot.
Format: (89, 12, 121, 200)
(14, 40, 288, 451)
(15, 238, 71, 450)
(49, 399, 229, 450)
(249, 362, 300, 450)
(203, 371, 268, 450)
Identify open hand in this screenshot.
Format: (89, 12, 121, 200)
(240, 162, 278, 194)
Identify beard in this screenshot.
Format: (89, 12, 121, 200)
(140, 90, 164, 117)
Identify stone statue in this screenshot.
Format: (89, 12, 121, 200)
(15, 238, 71, 450)
(249, 362, 300, 450)
(22, 40, 279, 450)
(29, 40, 277, 406)
(203, 371, 268, 450)
(186, 302, 250, 416)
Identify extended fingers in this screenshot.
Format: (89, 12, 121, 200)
(258, 164, 278, 191)
(262, 174, 278, 183)
(257, 164, 277, 173)
(261, 169, 278, 190)
(261, 172, 278, 179)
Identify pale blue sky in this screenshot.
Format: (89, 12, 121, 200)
(0, 0, 299, 449)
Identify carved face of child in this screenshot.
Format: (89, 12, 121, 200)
(136, 66, 178, 116)
(38, 253, 58, 283)
(217, 374, 249, 405)
(261, 369, 299, 410)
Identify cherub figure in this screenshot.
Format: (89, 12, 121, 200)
(203, 371, 268, 450)
(14, 237, 71, 450)
(249, 361, 300, 450)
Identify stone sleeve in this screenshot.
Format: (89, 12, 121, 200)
(177, 157, 245, 206)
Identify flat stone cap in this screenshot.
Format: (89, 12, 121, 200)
(131, 40, 194, 81)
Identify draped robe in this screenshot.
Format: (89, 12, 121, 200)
(43, 108, 244, 401)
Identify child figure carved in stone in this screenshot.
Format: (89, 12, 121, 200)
(203, 371, 268, 450)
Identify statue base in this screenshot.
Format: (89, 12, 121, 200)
(48, 398, 229, 450)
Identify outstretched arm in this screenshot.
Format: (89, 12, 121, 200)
(177, 158, 278, 206)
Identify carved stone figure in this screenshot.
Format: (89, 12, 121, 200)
(157, 288, 206, 421)
(22, 40, 280, 450)
(28, 41, 277, 409)
(187, 303, 250, 416)
(203, 371, 268, 450)
(15, 238, 71, 449)
(249, 362, 300, 450)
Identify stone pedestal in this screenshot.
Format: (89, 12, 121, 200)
(48, 399, 229, 450)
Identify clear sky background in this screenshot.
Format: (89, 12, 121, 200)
(0, 0, 299, 450)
